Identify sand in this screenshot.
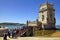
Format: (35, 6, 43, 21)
(51, 31, 60, 37)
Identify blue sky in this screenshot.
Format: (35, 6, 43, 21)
(0, 0, 60, 25)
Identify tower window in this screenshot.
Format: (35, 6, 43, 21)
(50, 14, 52, 17)
(50, 14, 52, 21)
(42, 15, 44, 21)
(42, 11, 44, 13)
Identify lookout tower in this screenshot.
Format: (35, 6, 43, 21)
(38, 0, 56, 29)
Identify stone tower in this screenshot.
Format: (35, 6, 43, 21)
(38, 0, 56, 29)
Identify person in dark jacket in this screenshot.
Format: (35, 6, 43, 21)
(12, 31, 14, 38)
(3, 33, 7, 40)
(8, 31, 10, 38)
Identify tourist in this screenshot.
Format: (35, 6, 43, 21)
(7, 30, 10, 38)
(3, 33, 7, 40)
(12, 30, 14, 38)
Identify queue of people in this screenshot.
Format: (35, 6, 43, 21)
(3, 28, 19, 40)
(3, 26, 28, 40)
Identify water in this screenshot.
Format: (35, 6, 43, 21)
(5, 24, 25, 29)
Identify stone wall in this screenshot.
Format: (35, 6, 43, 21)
(0, 28, 8, 37)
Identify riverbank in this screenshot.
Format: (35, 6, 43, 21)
(0, 30, 60, 40)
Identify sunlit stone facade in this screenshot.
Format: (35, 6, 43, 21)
(27, 0, 56, 29)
